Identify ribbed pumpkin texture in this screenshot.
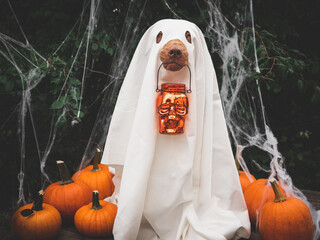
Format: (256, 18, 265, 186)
(72, 148, 114, 200)
(11, 190, 62, 240)
(74, 191, 117, 237)
(243, 178, 286, 228)
(258, 181, 314, 240)
(43, 161, 92, 224)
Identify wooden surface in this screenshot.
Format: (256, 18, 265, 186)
(57, 226, 114, 240)
(2, 189, 319, 240)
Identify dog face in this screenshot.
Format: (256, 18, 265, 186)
(154, 24, 194, 134)
(156, 30, 192, 71)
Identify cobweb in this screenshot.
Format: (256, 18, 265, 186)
(204, 0, 319, 237)
(0, 0, 101, 203)
(0, 0, 319, 238)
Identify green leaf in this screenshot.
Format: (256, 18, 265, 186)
(70, 78, 81, 85)
(100, 42, 108, 50)
(52, 56, 67, 66)
(51, 78, 61, 84)
(297, 80, 304, 89)
(72, 110, 84, 118)
(51, 96, 68, 109)
(51, 100, 64, 109)
(58, 115, 66, 126)
(92, 43, 99, 51)
(107, 48, 114, 56)
(39, 61, 48, 69)
(93, 32, 102, 40)
(70, 88, 81, 100)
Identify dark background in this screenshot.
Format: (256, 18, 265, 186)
(0, 0, 319, 231)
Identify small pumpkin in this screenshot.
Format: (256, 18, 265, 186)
(258, 181, 314, 240)
(235, 146, 256, 192)
(11, 190, 61, 240)
(72, 148, 114, 200)
(243, 178, 286, 228)
(74, 190, 117, 237)
(43, 160, 92, 224)
(239, 170, 256, 192)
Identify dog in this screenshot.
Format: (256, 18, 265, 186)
(102, 19, 250, 240)
(159, 38, 189, 71)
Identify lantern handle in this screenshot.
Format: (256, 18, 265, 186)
(156, 63, 192, 93)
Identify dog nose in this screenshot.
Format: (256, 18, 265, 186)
(168, 48, 182, 58)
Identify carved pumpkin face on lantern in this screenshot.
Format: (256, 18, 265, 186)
(157, 83, 188, 134)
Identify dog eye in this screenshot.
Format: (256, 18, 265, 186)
(185, 31, 191, 43)
(156, 31, 163, 43)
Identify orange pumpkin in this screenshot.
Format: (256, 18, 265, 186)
(11, 190, 61, 240)
(72, 148, 114, 200)
(243, 178, 286, 228)
(43, 160, 92, 224)
(259, 181, 314, 240)
(74, 190, 117, 237)
(239, 170, 256, 192)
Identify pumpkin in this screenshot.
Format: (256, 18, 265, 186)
(258, 181, 314, 240)
(72, 148, 114, 200)
(235, 146, 256, 192)
(243, 178, 286, 228)
(11, 190, 61, 240)
(74, 190, 117, 237)
(43, 160, 92, 224)
(239, 170, 256, 192)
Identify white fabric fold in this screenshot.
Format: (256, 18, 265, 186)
(101, 19, 250, 240)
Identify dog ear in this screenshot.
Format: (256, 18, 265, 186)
(156, 31, 163, 43)
(185, 31, 191, 43)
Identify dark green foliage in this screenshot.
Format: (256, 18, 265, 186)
(252, 0, 320, 190)
(0, 1, 319, 230)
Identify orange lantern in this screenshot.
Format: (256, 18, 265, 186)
(155, 63, 192, 134)
(155, 64, 191, 135)
(156, 83, 189, 134)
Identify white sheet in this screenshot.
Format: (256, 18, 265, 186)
(101, 19, 250, 240)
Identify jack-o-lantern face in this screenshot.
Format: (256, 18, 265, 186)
(157, 83, 188, 134)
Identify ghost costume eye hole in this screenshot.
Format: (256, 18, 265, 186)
(156, 31, 163, 43)
(185, 31, 191, 43)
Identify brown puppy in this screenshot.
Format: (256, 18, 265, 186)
(160, 39, 189, 71)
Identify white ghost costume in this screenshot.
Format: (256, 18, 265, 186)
(101, 19, 251, 240)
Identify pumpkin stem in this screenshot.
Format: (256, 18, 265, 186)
(92, 148, 101, 172)
(57, 160, 74, 185)
(32, 190, 44, 211)
(271, 180, 286, 203)
(20, 209, 34, 217)
(20, 190, 45, 217)
(235, 145, 242, 172)
(91, 191, 103, 210)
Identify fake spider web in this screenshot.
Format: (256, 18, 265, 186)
(0, 0, 319, 238)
